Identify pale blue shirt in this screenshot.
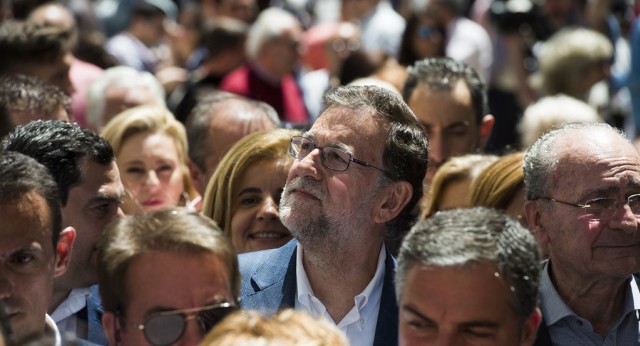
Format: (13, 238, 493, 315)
(295, 244, 385, 346)
(539, 262, 640, 345)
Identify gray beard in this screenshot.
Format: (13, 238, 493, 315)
(280, 177, 377, 257)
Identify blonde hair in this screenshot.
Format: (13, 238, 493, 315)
(201, 309, 349, 346)
(100, 105, 198, 203)
(537, 27, 613, 99)
(202, 128, 299, 238)
(422, 154, 498, 219)
(470, 151, 525, 210)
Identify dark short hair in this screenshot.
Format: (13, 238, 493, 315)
(2, 120, 115, 205)
(202, 17, 248, 59)
(0, 74, 70, 138)
(321, 85, 429, 237)
(403, 57, 487, 124)
(0, 20, 71, 74)
(396, 207, 540, 323)
(0, 150, 62, 247)
(97, 208, 240, 314)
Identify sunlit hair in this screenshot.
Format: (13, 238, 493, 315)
(471, 151, 525, 210)
(245, 7, 299, 61)
(537, 27, 612, 99)
(97, 208, 239, 315)
(202, 128, 299, 239)
(87, 66, 165, 131)
(397, 207, 540, 324)
(422, 154, 498, 219)
(518, 94, 601, 148)
(100, 105, 198, 205)
(201, 309, 349, 346)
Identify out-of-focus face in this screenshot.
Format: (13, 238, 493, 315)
(505, 186, 526, 226)
(265, 25, 303, 78)
(230, 159, 292, 253)
(199, 105, 276, 193)
(107, 252, 235, 346)
(26, 52, 74, 96)
(216, 0, 257, 23)
(341, 0, 379, 21)
(59, 159, 124, 289)
(408, 81, 481, 182)
(0, 194, 57, 342)
(399, 262, 537, 346)
(118, 132, 185, 214)
(411, 15, 443, 60)
(101, 86, 161, 130)
(11, 107, 70, 127)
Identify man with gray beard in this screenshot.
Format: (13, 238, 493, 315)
(237, 85, 429, 346)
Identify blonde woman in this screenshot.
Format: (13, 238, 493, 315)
(101, 105, 199, 214)
(203, 128, 300, 254)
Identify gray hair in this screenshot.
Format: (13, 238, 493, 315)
(321, 85, 428, 238)
(86, 66, 165, 130)
(523, 122, 622, 200)
(245, 7, 299, 61)
(396, 207, 540, 323)
(518, 94, 601, 148)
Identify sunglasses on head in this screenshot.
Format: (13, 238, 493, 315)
(120, 301, 237, 346)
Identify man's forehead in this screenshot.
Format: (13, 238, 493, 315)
(0, 196, 53, 249)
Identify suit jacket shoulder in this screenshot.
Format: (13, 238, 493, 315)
(239, 239, 298, 315)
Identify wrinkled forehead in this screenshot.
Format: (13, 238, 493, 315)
(310, 106, 387, 145)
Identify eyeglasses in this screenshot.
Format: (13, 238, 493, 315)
(539, 194, 640, 220)
(124, 301, 237, 346)
(290, 136, 393, 177)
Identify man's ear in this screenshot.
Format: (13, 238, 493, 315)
(520, 308, 542, 346)
(524, 200, 550, 247)
(187, 159, 205, 195)
(103, 311, 121, 346)
(54, 227, 75, 278)
(374, 181, 413, 224)
(478, 114, 495, 150)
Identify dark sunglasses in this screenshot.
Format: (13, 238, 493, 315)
(122, 301, 237, 346)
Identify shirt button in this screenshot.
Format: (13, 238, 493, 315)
(576, 320, 583, 326)
(358, 318, 364, 326)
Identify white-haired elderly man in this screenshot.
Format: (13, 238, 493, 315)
(219, 7, 309, 125)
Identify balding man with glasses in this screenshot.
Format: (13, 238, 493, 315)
(523, 122, 640, 345)
(237, 85, 429, 346)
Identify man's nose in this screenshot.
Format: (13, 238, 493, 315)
(291, 149, 322, 180)
(175, 318, 204, 346)
(429, 133, 446, 165)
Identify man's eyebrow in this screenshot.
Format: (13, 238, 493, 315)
(402, 305, 433, 323)
(459, 320, 500, 329)
(444, 120, 471, 129)
(91, 193, 124, 205)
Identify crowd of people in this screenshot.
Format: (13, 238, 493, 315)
(1, 0, 640, 345)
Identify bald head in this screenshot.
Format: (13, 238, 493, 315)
(186, 92, 280, 194)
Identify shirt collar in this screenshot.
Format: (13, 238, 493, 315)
(539, 261, 640, 326)
(50, 287, 91, 323)
(295, 244, 386, 326)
